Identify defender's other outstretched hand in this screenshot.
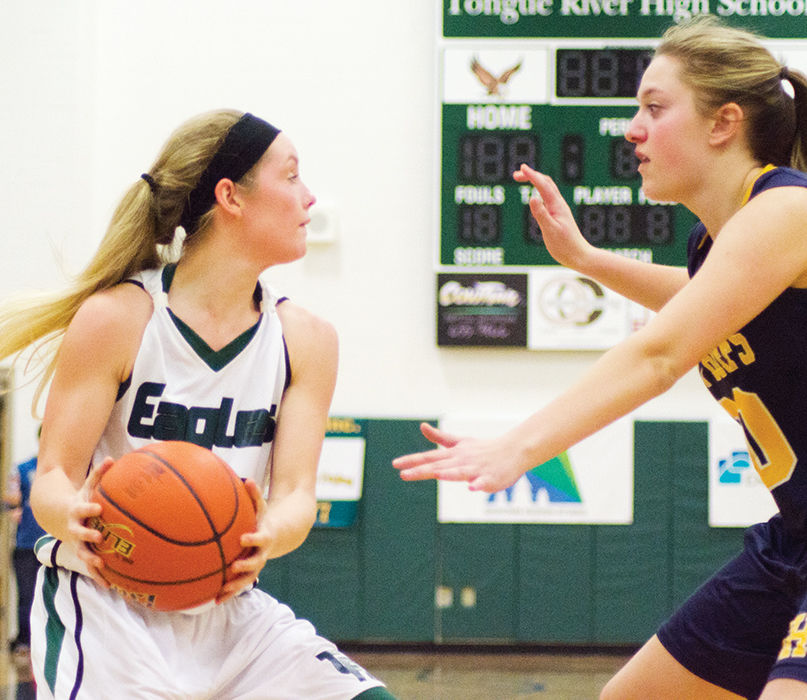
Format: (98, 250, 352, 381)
(392, 423, 528, 494)
(513, 164, 595, 270)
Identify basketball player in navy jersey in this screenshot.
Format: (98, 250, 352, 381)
(0, 111, 395, 699)
(396, 16, 807, 699)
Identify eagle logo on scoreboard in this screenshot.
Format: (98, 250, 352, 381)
(470, 55, 523, 97)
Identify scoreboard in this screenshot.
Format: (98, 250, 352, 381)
(439, 39, 691, 269)
(436, 3, 807, 347)
(443, 100, 688, 267)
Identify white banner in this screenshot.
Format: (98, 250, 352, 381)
(527, 267, 648, 350)
(437, 415, 633, 524)
(316, 436, 365, 502)
(708, 415, 777, 528)
(314, 421, 367, 528)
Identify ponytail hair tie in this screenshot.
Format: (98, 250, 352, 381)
(140, 173, 157, 193)
(781, 65, 791, 82)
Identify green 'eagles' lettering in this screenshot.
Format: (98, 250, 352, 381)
(127, 381, 277, 449)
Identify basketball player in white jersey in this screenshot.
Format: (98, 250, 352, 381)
(0, 111, 395, 699)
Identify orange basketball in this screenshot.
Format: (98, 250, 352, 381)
(87, 441, 257, 611)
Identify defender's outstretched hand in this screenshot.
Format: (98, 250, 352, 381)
(513, 164, 595, 270)
(392, 423, 529, 493)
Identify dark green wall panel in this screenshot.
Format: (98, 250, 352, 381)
(438, 524, 518, 641)
(517, 526, 594, 643)
(283, 529, 362, 639)
(592, 421, 676, 643)
(260, 418, 749, 647)
(360, 420, 438, 641)
(669, 422, 744, 607)
(258, 419, 437, 642)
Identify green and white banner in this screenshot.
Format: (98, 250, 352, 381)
(314, 417, 367, 527)
(443, 0, 807, 39)
(437, 414, 634, 523)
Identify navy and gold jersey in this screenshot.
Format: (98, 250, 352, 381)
(688, 166, 807, 536)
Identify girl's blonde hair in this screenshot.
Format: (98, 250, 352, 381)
(657, 15, 807, 170)
(0, 109, 244, 409)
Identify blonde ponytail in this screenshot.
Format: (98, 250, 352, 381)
(0, 109, 244, 408)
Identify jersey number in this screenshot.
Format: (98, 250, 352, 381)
(718, 389, 796, 490)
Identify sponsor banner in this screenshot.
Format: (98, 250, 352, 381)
(437, 415, 633, 523)
(437, 273, 528, 346)
(527, 267, 642, 349)
(708, 414, 777, 528)
(314, 417, 367, 528)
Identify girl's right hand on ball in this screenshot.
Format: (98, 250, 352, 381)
(71, 457, 115, 587)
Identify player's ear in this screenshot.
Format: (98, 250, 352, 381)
(214, 178, 242, 218)
(709, 102, 744, 147)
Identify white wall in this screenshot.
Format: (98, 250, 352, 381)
(0, 0, 721, 465)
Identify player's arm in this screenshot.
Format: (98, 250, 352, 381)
(32, 284, 150, 578)
(395, 185, 807, 491)
(262, 301, 338, 557)
(515, 164, 689, 311)
(222, 301, 338, 600)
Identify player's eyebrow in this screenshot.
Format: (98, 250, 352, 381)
(637, 86, 665, 101)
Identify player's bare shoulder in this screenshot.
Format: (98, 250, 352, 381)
(275, 300, 338, 376)
(65, 280, 155, 378)
(731, 185, 807, 289)
(73, 281, 153, 339)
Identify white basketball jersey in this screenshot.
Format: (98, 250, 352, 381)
(94, 265, 288, 486)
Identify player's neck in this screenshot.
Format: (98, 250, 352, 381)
(167, 254, 262, 344)
(689, 155, 762, 237)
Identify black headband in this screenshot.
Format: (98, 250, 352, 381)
(180, 113, 281, 234)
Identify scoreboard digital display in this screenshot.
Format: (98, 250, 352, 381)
(555, 48, 653, 98)
(441, 100, 691, 267)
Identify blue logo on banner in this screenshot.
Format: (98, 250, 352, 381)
(487, 453, 582, 504)
(718, 450, 753, 484)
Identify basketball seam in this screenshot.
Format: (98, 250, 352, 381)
(98, 554, 247, 586)
(96, 483, 225, 547)
(137, 447, 230, 588)
(95, 446, 239, 589)
(141, 446, 242, 537)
